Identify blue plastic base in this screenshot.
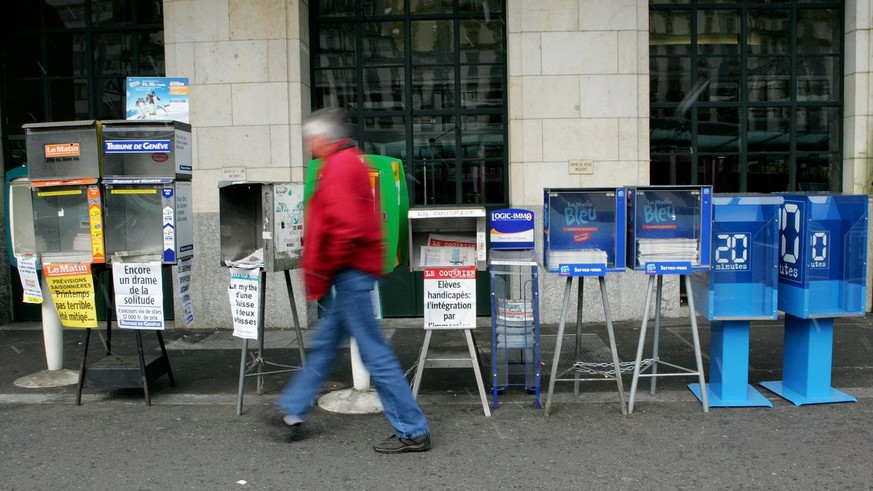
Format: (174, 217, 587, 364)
(688, 383, 773, 408)
(688, 384, 773, 407)
(759, 381, 857, 406)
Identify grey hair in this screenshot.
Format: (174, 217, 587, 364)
(302, 108, 348, 143)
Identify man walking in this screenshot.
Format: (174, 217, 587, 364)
(264, 108, 431, 454)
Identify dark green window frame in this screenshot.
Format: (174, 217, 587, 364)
(0, 0, 164, 170)
(309, 0, 509, 207)
(649, 0, 844, 193)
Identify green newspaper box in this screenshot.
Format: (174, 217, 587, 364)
(304, 154, 409, 274)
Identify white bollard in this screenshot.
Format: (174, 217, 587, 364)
(40, 275, 64, 370)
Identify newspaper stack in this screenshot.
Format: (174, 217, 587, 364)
(496, 299, 535, 349)
(636, 238, 698, 264)
(547, 248, 608, 267)
(225, 248, 265, 269)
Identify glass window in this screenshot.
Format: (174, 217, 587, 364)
(650, 57, 692, 104)
(411, 0, 453, 14)
(412, 66, 454, 110)
(314, 69, 358, 109)
(748, 9, 789, 56)
(797, 8, 839, 54)
(45, 0, 87, 28)
(316, 25, 357, 67)
(363, 22, 405, 65)
(460, 18, 503, 63)
(363, 66, 405, 110)
(312, 1, 507, 206)
(650, 2, 842, 193)
(411, 20, 454, 64)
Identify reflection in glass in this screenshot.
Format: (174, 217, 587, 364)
(461, 115, 504, 159)
(363, 66, 404, 110)
(650, 107, 692, 152)
(748, 9, 789, 55)
(461, 64, 503, 108)
(411, 0, 453, 14)
(747, 107, 790, 152)
(796, 107, 837, 152)
(317, 25, 356, 68)
(363, 115, 406, 159)
(649, 152, 693, 186)
(748, 55, 790, 102)
(697, 9, 739, 56)
(460, 0, 503, 13)
(746, 154, 788, 192)
(697, 107, 739, 152)
(650, 57, 691, 104)
(318, 0, 357, 17)
(698, 56, 739, 102)
(414, 160, 456, 205)
(411, 67, 454, 110)
(362, 0, 404, 16)
(412, 20, 454, 64)
(46, 33, 87, 77)
(796, 153, 838, 191)
(460, 18, 504, 64)
(315, 69, 357, 109)
(649, 9, 692, 57)
(461, 160, 502, 204)
(46, 0, 87, 28)
(797, 9, 839, 54)
(700, 155, 739, 192)
(50, 79, 89, 121)
(97, 77, 126, 119)
(797, 55, 837, 101)
(363, 22, 404, 65)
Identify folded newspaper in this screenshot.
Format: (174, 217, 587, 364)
(225, 248, 265, 269)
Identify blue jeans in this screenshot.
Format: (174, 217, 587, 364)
(276, 269, 429, 439)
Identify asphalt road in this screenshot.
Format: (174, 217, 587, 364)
(1, 396, 872, 490)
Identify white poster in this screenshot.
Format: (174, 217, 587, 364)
(423, 267, 476, 330)
(16, 255, 43, 304)
(229, 267, 261, 339)
(112, 262, 165, 330)
(178, 257, 194, 328)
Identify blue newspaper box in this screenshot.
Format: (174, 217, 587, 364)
(626, 186, 712, 273)
(543, 188, 627, 276)
(760, 193, 868, 405)
(687, 194, 782, 408)
(776, 193, 868, 318)
(691, 194, 782, 320)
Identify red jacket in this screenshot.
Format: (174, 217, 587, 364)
(302, 143, 385, 301)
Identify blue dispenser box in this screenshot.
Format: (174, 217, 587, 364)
(776, 193, 868, 318)
(543, 188, 627, 275)
(626, 186, 712, 272)
(691, 194, 782, 320)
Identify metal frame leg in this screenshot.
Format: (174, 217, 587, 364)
(628, 275, 656, 414)
(685, 275, 708, 412)
(650, 275, 663, 394)
(599, 276, 627, 415)
(284, 270, 306, 364)
(465, 329, 492, 417)
(411, 330, 432, 398)
(573, 278, 583, 397)
(544, 277, 573, 416)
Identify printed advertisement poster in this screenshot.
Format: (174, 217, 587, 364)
(126, 77, 189, 123)
(178, 257, 195, 328)
(229, 267, 261, 340)
(17, 255, 43, 304)
(423, 267, 476, 330)
(43, 262, 97, 328)
(112, 262, 164, 330)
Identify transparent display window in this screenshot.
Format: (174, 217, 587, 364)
(103, 184, 164, 261)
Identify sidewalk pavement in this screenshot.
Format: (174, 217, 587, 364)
(1, 315, 872, 407)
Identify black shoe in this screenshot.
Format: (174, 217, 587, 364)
(259, 407, 303, 443)
(373, 433, 431, 454)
